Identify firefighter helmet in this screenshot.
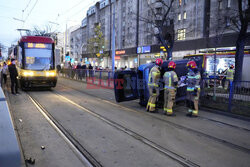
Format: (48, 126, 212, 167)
(155, 58, 163, 66)
(230, 64, 234, 69)
(187, 61, 197, 69)
(168, 61, 176, 69)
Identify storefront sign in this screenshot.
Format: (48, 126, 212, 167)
(137, 46, 151, 54)
(140, 54, 153, 59)
(115, 56, 121, 60)
(134, 58, 138, 63)
(65, 55, 70, 61)
(116, 50, 126, 55)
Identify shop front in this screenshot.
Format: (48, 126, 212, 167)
(137, 45, 167, 65)
(115, 48, 138, 69)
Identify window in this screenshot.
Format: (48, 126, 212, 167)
(177, 29, 186, 40)
(225, 17, 231, 26)
(179, 0, 182, 6)
(183, 11, 187, 19)
(156, 7, 162, 14)
(218, 1, 222, 10)
(227, 0, 231, 8)
(178, 13, 181, 21)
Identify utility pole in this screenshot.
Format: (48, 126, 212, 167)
(64, 23, 68, 64)
(111, 0, 116, 72)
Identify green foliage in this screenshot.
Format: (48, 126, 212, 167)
(87, 24, 108, 58)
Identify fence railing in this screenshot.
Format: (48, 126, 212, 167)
(201, 78, 250, 116)
(60, 69, 250, 116)
(60, 69, 115, 89)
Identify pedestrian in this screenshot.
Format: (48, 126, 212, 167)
(81, 63, 87, 78)
(185, 61, 201, 117)
(76, 63, 82, 80)
(56, 64, 61, 72)
(146, 58, 163, 112)
(224, 64, 234, 90)
(88, 64, 93, 77)
(163, 61, 178, 116)
(8, 59, 19, 95)
(2, 62, 8, 84)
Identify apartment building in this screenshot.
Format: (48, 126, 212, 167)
(67, 0, 249, 68)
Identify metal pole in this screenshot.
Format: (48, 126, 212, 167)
(111, 1, 116, 72)
(64, 23, 67, 65)
(213, 48, 217, 100)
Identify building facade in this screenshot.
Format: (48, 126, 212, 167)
(64, 0, 249, 69)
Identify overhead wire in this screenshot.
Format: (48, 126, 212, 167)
(59, 0, 86, 16)
(24, 0, 39, 22)
(56, 0, 96, 26)
(23, 0, 33, 13)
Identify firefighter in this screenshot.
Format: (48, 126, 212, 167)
(146, 58, 163, 112)
(224, 64, 234, 90)
(163, 61, 178, 116)
(186, 61, 201, 117)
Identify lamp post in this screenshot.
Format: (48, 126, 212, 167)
(111, 0, 116, 72)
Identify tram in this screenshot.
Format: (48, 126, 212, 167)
(15, 36, 57, 88)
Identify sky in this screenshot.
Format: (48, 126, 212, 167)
(0, 0, 99, 57)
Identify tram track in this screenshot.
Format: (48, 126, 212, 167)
(28, 91, 199, 167)
(57, 82, 250, 155)
(58, 82, 250, 132)
(27, 93, 102, 167)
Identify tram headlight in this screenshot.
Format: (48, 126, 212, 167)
(23, 71, 34, 77)
(46, 72, 56, 77)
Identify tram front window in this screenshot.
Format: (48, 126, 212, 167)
(25, 48, 53, 70)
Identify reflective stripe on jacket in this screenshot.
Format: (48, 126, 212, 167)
(226, 69, 234, 80)
(186, 70, 201, 91)
(163, 71, 178, 89)
(148, 65, 160, 87)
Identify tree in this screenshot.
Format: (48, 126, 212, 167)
(87, 24, 108, 64)
(139, 0, 175, 60)
(232, 0, 250, 81)
(26, 25, 58, 41)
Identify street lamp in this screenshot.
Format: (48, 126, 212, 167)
(111, 0, 116, 72)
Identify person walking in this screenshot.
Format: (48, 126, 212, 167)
(81, 63, 87, 78)
(2, 62, 8, 84)
(185, 61, 201, 117)
(88, 64, 93, 77)
(163, 61, 178, 116)
(8, 59, 19, 95)
(146, 58, 163, 112)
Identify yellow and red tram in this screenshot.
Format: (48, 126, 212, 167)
(15, 36, 57, 88)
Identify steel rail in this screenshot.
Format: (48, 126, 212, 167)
(27, 93, 102, 167)
(57, 83, 250, 155)
(50, 91, 200, 167)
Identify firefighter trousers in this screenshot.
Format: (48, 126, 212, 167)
(147, 86, 159, 112)
(164, 89, 176, 115)
(186, 90, 200, 116)
(224, 79, 232, 90)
